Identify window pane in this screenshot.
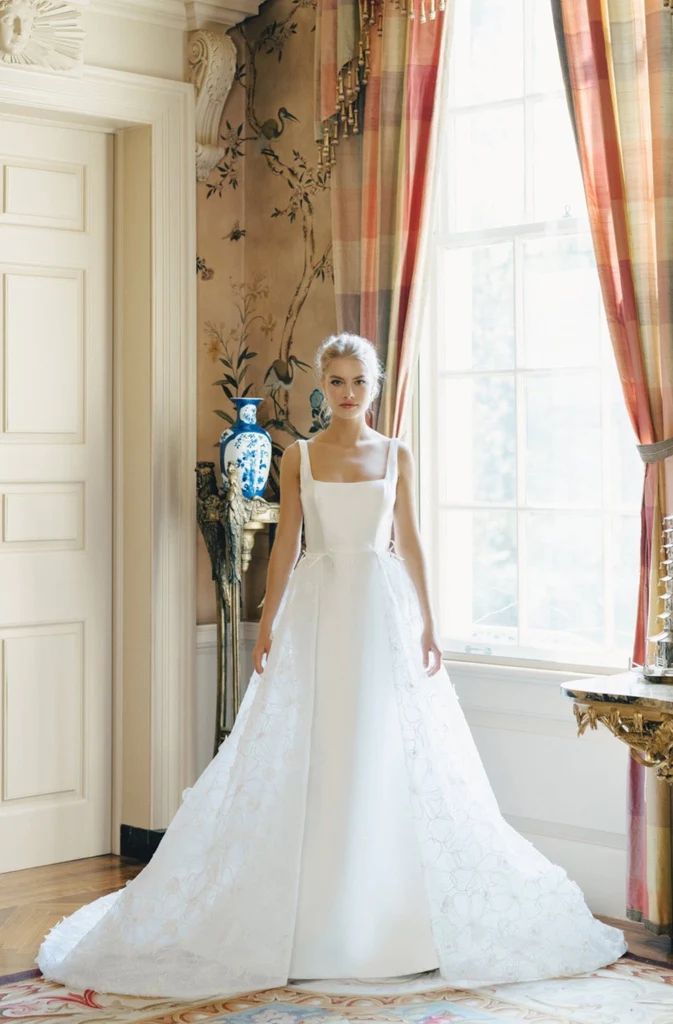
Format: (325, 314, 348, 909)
(612, 514, 641, 650)
(438, 375, 516, 505)
(523, 372, 602, 508)
(436, 243, 514, 372)
(529, 0, 565, 94)
(453, 106, 525, 231)
(423, 0, 642, 667)
(522, 235, 601, 368)
(532, 96, 587, 221)
(605, 353, 644, 510)
(452, 0, 524, 107)
(521, 511, 604, 650)
(438, 508, 518, 645)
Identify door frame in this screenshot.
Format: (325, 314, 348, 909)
(0, 62, 197, 847)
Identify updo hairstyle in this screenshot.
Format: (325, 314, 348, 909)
(314, 332, 385, 403)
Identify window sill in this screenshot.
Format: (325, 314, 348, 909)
(441, 651, 630, 684)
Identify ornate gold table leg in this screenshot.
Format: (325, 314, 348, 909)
(571, 695, 673, 943)
(196, 459, 280, 752)
(214, 582, 230, 755)
(571, 700, 673, 784)
(231, 578, 241, 720)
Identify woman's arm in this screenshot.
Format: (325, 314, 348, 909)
(393, 441, 443, 676)
(252, 441, 304, 673)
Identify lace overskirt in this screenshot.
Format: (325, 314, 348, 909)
(35, 551, 627, 998)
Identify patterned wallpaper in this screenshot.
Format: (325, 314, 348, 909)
(196, 0, 336, 622)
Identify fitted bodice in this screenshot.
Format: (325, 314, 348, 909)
(298, 437, 399, 556)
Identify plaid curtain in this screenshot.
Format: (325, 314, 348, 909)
(552, 0, 673, 938)
(315, 1, 453, 437)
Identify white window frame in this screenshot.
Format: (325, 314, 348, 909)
(414, 0, 641, 674)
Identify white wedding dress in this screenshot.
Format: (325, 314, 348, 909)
(36, 436, 627, 999)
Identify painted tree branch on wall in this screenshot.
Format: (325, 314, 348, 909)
(199, 0, 335, 500)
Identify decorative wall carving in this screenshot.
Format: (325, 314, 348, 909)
(0, 0, 85, 70)
(188, 28, 237, 182)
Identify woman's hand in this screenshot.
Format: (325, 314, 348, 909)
(421, 625, 442, 676)
(392, 443, 443, 678)
(252, 625, 273, 674)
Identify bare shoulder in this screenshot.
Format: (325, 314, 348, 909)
(282, 438, 302, 459)
(395, 438, 415, 476)
(279, 439, 301, 477)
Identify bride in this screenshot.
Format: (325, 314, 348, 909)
(36, 332, 628, 999)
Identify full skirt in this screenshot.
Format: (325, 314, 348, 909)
(35, 548, 627, 998)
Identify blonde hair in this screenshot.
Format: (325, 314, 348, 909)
(314, 332, 385, 402)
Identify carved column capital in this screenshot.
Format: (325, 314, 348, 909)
(0, 0, 87, 70)
(188, 27, 237, 182)
(185, 1, 261, 31)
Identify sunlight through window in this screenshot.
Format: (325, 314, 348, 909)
(418, 0, 643, 670)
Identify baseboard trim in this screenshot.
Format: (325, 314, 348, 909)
(119, 824, 166, 862)
(505, 812, 626, 851)
(0, 968, 41, 985)
(197, 621, 257, 648)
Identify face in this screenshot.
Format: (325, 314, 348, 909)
(321, 357, 374, 419)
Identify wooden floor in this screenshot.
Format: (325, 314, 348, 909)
(0, 854, 144, 975)
(1, 854, 671, 979)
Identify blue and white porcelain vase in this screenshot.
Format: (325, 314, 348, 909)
(219, 397, 272, 499)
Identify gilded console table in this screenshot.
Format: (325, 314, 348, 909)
(196, 460, 279, 754)
(561, 669, 673, 784)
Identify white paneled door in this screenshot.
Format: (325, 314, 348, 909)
(0, 116, 113, 871)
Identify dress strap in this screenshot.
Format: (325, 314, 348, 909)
(297, 438, 311, 490)
(386, 437, 399, 487)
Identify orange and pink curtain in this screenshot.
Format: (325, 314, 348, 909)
(552, 0, 673, 938)
(315, 0, 453, 437)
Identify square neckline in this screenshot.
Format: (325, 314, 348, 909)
(303, 436, 394, 485)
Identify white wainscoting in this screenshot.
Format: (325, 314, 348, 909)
(195, 629, 628, 920)
(445, 661, 628, 920)
(195, 622, 257, 775)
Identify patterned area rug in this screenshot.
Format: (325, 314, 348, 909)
(1, 956, 671, 1023)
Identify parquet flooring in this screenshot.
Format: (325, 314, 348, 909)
(0, 854, 143, 974)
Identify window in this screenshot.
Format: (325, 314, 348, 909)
(417, 0, 643, 670)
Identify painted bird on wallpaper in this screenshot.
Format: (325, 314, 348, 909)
(264, 354, 312, 393)
(259, 107, 299, 140)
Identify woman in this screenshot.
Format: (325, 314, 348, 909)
(36, 332, 627, 999)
